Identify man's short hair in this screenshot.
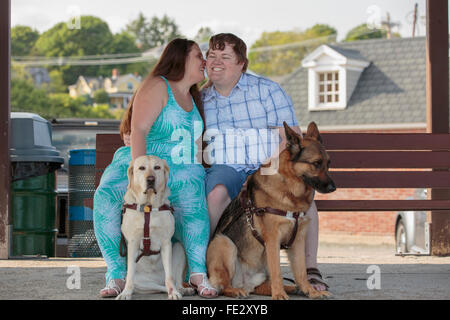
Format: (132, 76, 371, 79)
(207, 33, 249, 72)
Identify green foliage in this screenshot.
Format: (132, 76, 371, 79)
(31, 16, 143, 85)
(125, 12, 184, 51)
(33, 16, 113, 57)
(344, 23, 401, 42)
(46, 69, 67, 93)
(99, 31, 149, 77)
(111, 107, 126, 120)
(11, 25, 40, 56)
(11, 78, 115, 119)
(249, 24, 337, 77)
(194, 27, 213, 43)
(344, 24, 387, 42)
(93, 89, 110, 104)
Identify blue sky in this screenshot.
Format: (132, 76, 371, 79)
(12, 0, 427, 46)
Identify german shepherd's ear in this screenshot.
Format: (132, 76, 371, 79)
(283, 121, 302, 160)
(305, 121, 323, 144)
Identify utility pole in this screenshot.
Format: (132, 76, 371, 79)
(381, 12, 400, 39)
(412, 3, 419, 38)
(0, 0, 10, 259)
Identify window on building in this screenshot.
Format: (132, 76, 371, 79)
(318, 71, 339, 105)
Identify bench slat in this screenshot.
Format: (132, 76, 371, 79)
(95, 134, 124, 188)
(316, 200, 450, 211)
(321, 133, 450, 150)
(330, 171, 450, 188)
(329, 151, 450, 168)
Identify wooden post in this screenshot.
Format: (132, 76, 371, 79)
(0, 0, 11, 259)
(426, 0, 450, 256)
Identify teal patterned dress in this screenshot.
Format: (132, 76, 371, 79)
(93, 76, 209, 283)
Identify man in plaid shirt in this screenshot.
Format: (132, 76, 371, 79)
(203, 33, 328, 292)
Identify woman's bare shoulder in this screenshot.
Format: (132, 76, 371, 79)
(140, 76, 167, 94)
(135, 76, 168, 104)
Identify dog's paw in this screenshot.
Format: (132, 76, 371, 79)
(224, 287, 249, 299)
(168, 287, 182, 300)
(272, 291, 290, 300)
(301, 285, 330, 299)
(307, 289, 331, 299)
(116, 289, 133, 300)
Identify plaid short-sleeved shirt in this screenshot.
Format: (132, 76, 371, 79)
(202, 73, 298, 173)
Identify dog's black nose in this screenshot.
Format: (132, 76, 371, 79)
(147, 176, 155, 184)
(326, 182, 336, 193)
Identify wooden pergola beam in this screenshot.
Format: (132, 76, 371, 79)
(0, 0, 11, 259)
(426, 0, 450, 256)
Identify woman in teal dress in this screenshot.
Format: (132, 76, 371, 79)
(93, 39, 217, 298)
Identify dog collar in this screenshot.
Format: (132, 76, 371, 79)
(122, 203, 174, 213)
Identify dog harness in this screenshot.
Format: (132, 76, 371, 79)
(240, 186, 305, 250)
(120, 203, 174, 263)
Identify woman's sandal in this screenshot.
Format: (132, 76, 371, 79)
(307, 268, 329, 291)
(99, 279, 125, 298)
(189, 273, 218, 299)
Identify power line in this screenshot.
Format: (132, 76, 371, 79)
(11, 29, 393, 68)
(13, 52, 143, 61)
(12, 55, 154, 67)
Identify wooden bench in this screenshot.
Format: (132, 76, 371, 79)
(95, 132, 450, 255)
(95, 132, 450, 211)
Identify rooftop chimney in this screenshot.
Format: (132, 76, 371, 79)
(112, 68, 119, 79)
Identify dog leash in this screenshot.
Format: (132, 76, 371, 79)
(120, 203, 174, 262)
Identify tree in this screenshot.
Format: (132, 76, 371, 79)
(248, 24, 337, 77)
(11, 25, 40, 56)
(32, 16, 115, 85)
(344, 23, 400, 42)
(93, 89, 110, 104)
(11, 78, 115, 119)
(344, 23, 387, 42)
(47, 69, 67, 93)
(194, 27, 213, 43)
(126, 12, 183, 51)
(98, 31, 149, 77)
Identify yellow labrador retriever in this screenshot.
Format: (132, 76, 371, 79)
(117, 155, 194, 300)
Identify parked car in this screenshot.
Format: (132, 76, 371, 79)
(51, 118, 120, 250)
(395, 189, 429, 254)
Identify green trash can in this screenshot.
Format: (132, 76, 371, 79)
(11, 172, 58, 256)
(10, 113, 64, 257)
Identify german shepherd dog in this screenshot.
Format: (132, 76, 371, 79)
(206, 122, 336, 300)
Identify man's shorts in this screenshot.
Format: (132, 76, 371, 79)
(205, 165, 255, 200)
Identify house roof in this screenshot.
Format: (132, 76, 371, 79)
(281, 36, 449, 130)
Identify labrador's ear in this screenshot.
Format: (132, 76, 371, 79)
(161, 159, 171, 201)
(124, 160, 137, 203)
(162, 159, 170, 184)
(127, 161, 134, 191)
